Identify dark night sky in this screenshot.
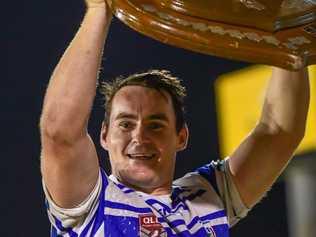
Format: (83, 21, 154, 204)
(4, 1, 288, 236)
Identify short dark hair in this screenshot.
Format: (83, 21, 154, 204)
(99, 69, 187, 133)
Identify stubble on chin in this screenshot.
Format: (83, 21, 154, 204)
(118, 168, 159, 190)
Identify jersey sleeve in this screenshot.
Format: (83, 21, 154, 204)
(42, 169, 106, 233)
(196, 158, 250, 227)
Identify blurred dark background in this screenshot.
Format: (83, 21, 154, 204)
(5, 0, 290, 236)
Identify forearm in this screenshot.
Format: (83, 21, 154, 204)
(258, 67, 310, 143)
(41, 6, 111, 142)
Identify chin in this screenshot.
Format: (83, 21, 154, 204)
(120, 169, 160, 190)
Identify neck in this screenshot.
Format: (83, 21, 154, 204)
(112, 175, 172, 195)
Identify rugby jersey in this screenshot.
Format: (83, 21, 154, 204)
(43, 159, 249, 236)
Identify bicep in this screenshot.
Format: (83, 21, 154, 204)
(41, 134, 99, 208)
(228, 125, 298, 208)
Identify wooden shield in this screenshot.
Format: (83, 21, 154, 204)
(107, 0, 316, 70)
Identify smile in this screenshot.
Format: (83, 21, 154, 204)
(127, 154, 156, 160)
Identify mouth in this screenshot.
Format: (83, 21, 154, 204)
(127, 153, 156, 160)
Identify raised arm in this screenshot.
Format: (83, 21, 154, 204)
(40, 0, 112, 208)
(228, 67, 310, 208)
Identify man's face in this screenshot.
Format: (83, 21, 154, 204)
(100, 85, 188, 194)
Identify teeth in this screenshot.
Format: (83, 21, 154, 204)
(128, 154, 154, 159)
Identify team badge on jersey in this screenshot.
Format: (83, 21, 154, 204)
(202, 221, 217, 237)
(205, 227, 216, 237)
(139, 214, 167, 237)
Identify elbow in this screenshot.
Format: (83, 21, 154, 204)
(40, 114, 67, 144)
(40, 110, 84, 145)
(255, 122, 305, 148)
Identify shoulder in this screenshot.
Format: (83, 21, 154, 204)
(173, 160, 226, 194)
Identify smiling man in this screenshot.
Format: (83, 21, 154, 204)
(99, 74, 188, 195)
(40, 0, 310, 236)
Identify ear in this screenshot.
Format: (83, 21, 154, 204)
(100, 121, 109, 151)
(176, 123, 189, 151)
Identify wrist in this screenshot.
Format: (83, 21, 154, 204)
(86, 2, 106, 10)
(86, 3, 112, 20)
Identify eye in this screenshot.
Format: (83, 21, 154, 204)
(148, 122, 164, 130)
(119, 121, 134, 130)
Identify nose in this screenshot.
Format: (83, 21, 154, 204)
(132, 124, 150, 144)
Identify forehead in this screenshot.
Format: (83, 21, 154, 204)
(110, 85, 174, 117)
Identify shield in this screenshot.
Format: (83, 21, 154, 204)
(106, 0, 316, 70)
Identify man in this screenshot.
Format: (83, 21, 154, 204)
(40, 0, 310, 236)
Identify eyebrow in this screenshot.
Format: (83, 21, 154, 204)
(147, 113, 169, 122)
(115, 112, 169, 122)
(115, 112, 137, 120)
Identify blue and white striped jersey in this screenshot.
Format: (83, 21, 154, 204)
(43, 159, 249, 236)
